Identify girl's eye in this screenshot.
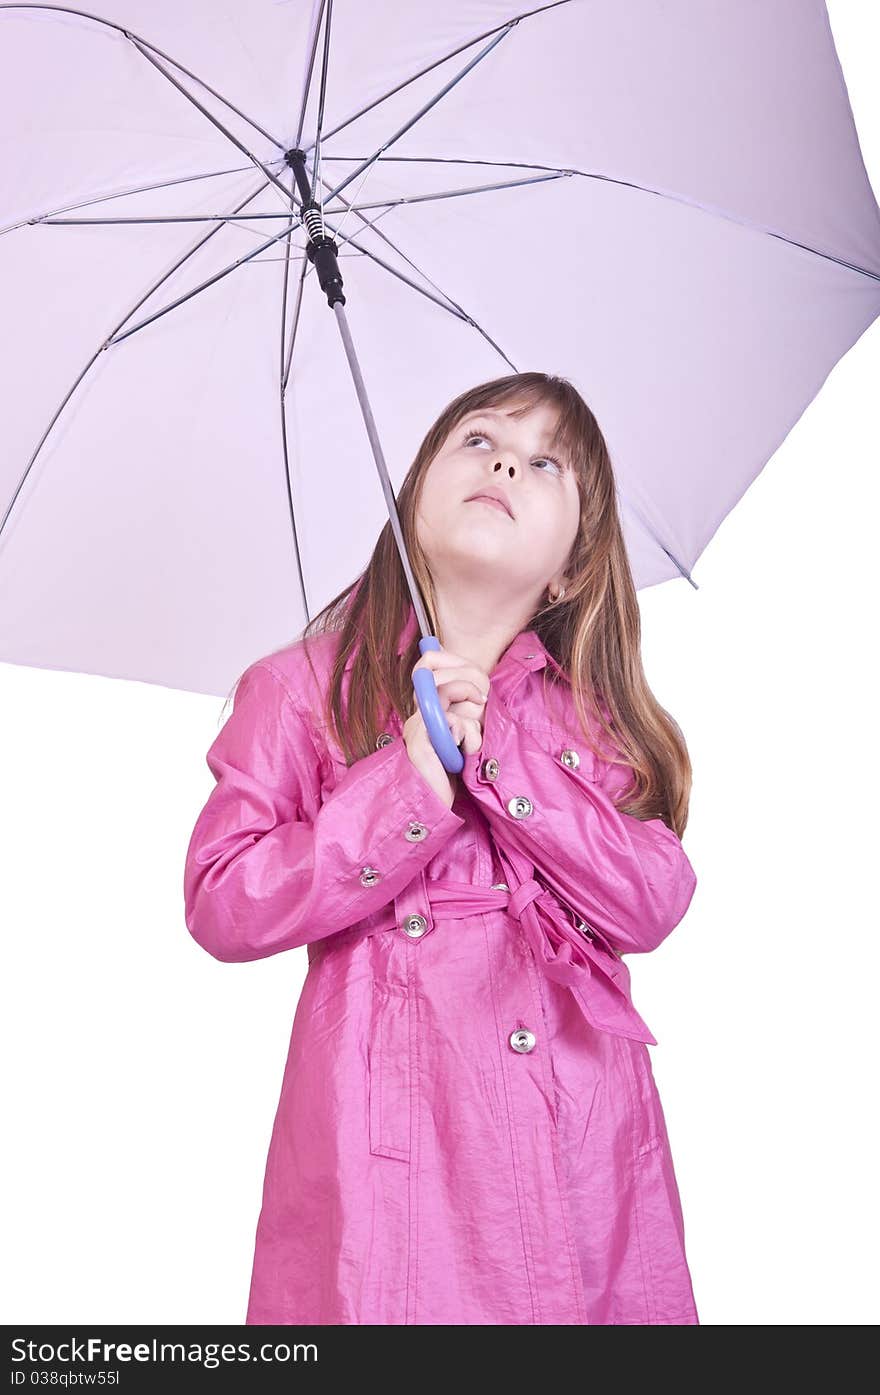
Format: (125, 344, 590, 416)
(462, 429, 563, 476)
(531, 454, 563, 475)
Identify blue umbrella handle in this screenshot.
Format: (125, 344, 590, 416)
(412, 635, 464, 774)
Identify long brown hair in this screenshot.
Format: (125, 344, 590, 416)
(229, 372, 694, 837)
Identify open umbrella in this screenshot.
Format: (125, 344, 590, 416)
(1, 1, 878, 768)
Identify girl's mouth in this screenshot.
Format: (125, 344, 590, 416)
(467, 496, 512, 518)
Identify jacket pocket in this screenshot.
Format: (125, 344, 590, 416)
(619, 1039, 698, 1322)
(633, 1136, 699, 1322)
(368, 980, 412, 1162)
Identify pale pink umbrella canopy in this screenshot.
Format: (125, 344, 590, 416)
(0, 0, 878, 697)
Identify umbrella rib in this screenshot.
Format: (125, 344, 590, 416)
(1, 158, 288, 239)
(313, 174, 516, 368)
(322, 171, 571, 215)
(0, 4, 288, 151)
(314, 24, 518, 211)
(618, 496, 699, 591)
(293, 0, 328, 150)
(326, 156, 880, 285)
(35, 171, 566, 225)
(37, 213, 305, 227)
(0, 175, 274, 547)
(107, 194, 477, 347)
(125, 36, 294, 210)
(561, 167, 880, 286)
(277, 195, 312, 624)
(107, 212, 312, 344)
(325, 155, 586, 171)
(299, 0, 573, 156)
(310, 0, 335, 235)
(282, 256, 310, 395)
(274, 3, 327, 625)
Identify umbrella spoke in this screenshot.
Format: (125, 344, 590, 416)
(324, 154, 588, 171)
(316, 22, 518, 211)
(301, 1, 572, 156)
(314, 173, 515, 369)
(310, 0, 335, 237)
(281, 226, 309, 396)
(1, 158, 287, 239)
(293, 0, 328, 151)
(324, 156, 880, 285)
(618, 497, 699, 590)
(0, 4, 288, 150)
(107, 186, 473, 350)
(322, 171, 571, 218)
(277, 232, 311, 618)
(0, 175, 275, 543)
(126, 36, 293, 209)
(108, 205, 307, 345)
(313, 202, 477, 330)
(37, 212, 311, 228)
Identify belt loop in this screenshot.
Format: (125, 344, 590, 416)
(393, 867, 436, 941)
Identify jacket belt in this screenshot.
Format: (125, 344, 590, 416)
(390, 875, 657, 1046)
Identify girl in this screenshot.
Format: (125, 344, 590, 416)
(183, 371, 700, 1325)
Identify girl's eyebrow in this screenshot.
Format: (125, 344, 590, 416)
(463, 408, 514, 425)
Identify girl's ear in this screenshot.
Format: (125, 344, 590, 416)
(548, 574, 570, 602)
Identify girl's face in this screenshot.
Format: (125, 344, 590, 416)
(416, 398, 581, 605)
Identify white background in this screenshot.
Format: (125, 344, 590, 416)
(2, 1, 877, 1326)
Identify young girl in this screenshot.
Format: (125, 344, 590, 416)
(183, 371, 700, 1326)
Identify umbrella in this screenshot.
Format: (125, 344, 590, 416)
(1, 1, 878, 767)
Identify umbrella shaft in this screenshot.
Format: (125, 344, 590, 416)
(332, 300, 431, 641)
(284, 147, 429, 640)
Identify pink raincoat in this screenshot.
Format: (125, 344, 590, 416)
(184, 605, 700, 1325)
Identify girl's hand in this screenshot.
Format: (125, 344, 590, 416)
(413, 647, 491, 754)
(402, 647, 491, 807)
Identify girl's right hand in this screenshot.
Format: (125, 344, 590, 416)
(403, 650, 490, 808)
(402, 702, 460, 809)
(402, 694, 484, 809)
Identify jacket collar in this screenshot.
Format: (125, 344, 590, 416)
(342, 602, 569, 684)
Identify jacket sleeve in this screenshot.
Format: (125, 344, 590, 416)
(459, 687, 697, 956)
(184, 659, 466, 963)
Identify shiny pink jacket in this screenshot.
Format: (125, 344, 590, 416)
(183, 608, 700, 1325)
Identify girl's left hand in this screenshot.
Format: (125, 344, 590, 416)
(411, 646, 491, 756)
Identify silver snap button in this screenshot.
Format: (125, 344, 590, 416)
(359, 865, 382, 887)
(509, 1028, 536, 1054)
(491, 881, 510, 891)
(480, 757, 499, 781)
(575, 918, 594, 940)
(404, 821, 428, 842)
(507, 795, 533, 819)
(403, 913, 428, 938)
(560, 748, 580, 769)
(375, 732, 394, 748)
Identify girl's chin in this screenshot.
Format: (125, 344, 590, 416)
(441, 542, 513, 571)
